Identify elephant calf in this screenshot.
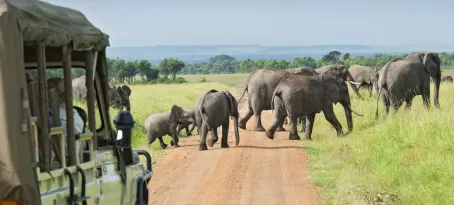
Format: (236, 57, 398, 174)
(144, 105, 193, 149)
(196, 89, 240, 151)
(267, 74, 363, 140)
(176, 108, 197, 136)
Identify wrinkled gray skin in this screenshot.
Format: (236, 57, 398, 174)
(237, 67, 319, 132)
(348, 65, 379, 97)
(176, 108, 197, 136)
(441, 75, 453, 83)
(266, 74, 364, 140)
(144, 105, 193, 149)
(72, 75, 131, 111)
(375, 52, 441, 118)
(196, 89, 240, 151)
(315, 64, 362, 98)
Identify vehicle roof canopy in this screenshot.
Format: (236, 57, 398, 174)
(0, 0, 110, 203)
(10, 0, 109, 50)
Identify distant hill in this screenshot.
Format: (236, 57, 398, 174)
(106, 44, 454, 64)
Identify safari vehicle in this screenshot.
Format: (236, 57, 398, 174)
(0, 0, 152, 204)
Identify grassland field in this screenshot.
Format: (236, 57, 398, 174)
(78, 70, 454, 205)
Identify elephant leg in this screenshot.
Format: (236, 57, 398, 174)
(368, 84, 373, 97)
(284, 117, 288, 124)
(158, 137, 168, 149)
(199, 123, 209, 151)
(188, 123, 196, 136)
(304, 113, 316, 140)
(391, 99, 403, 114)
(265, 115, 285, 140)
(220, 121, 230, 148)
(288, 116, 300, 140)
(207, 127, 219, 147)
(382, 94, 390, 116)
(300, 116, 307, 133)
(185, 126, 192, 136)
(238, 107, 253, 130)
(254, 110, 266, 132)
(323, 105, 343, 137)
(422, 87, 431, 109)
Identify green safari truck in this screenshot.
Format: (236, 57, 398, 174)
(0, 0, 153, 204)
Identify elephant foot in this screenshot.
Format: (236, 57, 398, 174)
(254, 127, 266, 132)
(160, 144, 168, 149)
(187, 133, 192, 136)
(199, 144, 208, 151)
(173, 144, 180, 148)
(289, 134, 301, 140)
(206, 138, 215, 147)
(277, 126, 286, 132)
(303, 136, 312, 140)
(265, 130, 274, 140)
(221, 143, 229, 148)
(238, 122, 247, 130)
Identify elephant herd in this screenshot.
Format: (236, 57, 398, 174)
(142, 52, 451, 151)
(72, 75, 132, 111)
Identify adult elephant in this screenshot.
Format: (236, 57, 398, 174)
(375, 52, 441, 118)
(266, 74, 364, 140)
(348, 65, 379, 97)
(196, 89, 240, 151)
(144, 105, 193, 149)
(441, 75, 453, 83)
(314, 64, 362, 98)
(237, 67, 318, 132)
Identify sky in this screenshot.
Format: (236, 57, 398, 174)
(45, 0, 454, 47)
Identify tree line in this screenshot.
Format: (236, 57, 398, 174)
(99, 51, 454, 83)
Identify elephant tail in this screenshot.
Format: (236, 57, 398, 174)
(237, 83, 248, 104)
(135, 124, 147, 133)
(271, 86, 282, 113)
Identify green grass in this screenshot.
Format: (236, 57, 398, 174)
(303, 69, 454, 205)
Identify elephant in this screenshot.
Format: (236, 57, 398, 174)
(144, 105, 193, 149)
(237, 67, 318, 132)
(441, 75, 453, 83)
(266, 74, 364, 140)
(111, 84, 132, 111)
(176, 108, 197, 136)
(375, 52, 441, 118)
(348, 65, 379, 97)
(314, 64, 362, 98)
(72, 75, 132, 111)
(196, 89, 240, 151)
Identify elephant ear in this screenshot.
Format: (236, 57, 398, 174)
(324, 76, 341, 104)
(223, 90, 239, 117)
(423, 52, 441, 77)
(121, 85, 132, 97)
(168, 105, 183, 130)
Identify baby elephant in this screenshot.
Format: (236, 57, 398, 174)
(176, 108, 197, 136)
(144, 105, 193, 149)
(196, 89, 240, 151)
(441, 75, 453, 83)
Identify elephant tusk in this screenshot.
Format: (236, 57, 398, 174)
(349, 105, 364, 117)
(349, 81, 361, 85)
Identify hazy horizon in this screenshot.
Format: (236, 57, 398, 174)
(44, 0, 454, 47)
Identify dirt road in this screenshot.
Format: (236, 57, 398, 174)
(147, 88, 321, 205)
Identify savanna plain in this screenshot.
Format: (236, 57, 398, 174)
(106, 70, 454, 205)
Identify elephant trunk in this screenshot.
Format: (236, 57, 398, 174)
(232, 116, 240, 146)
(342, 103, 353, 132)
(434, 76, 440, 109)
